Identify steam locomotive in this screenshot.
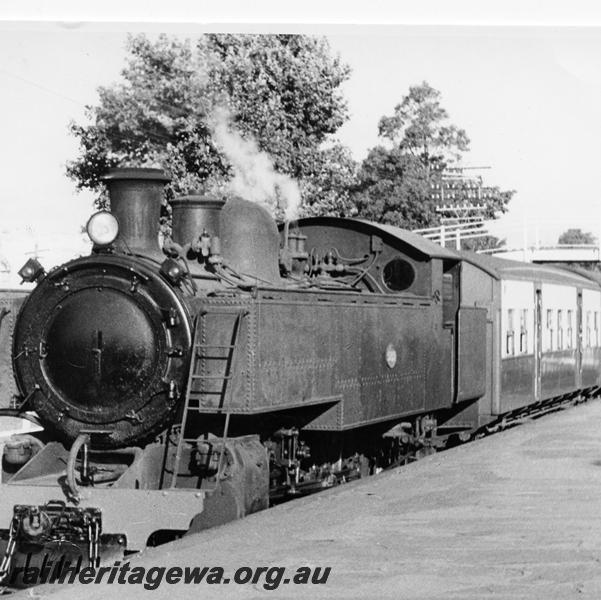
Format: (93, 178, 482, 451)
(1, 167, 600, 585)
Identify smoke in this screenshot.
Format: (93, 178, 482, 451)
(210, 107, 301, 221)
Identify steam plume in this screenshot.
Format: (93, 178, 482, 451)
(210, 108, 301, 221)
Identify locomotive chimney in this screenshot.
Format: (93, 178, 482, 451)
(101, 168, 170, 259)
(170, 194, 226, 246)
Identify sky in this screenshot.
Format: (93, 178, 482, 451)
(328, 28, 601, 246)
(2, 17, 601, 284)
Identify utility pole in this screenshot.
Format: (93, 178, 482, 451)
(25, 241, 49, 261)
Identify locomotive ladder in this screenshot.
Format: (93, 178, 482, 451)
(168, 307, 248, 489)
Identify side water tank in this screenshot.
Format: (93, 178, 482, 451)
(220, 197, 281, 285)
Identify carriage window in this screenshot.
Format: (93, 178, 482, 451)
(382, 258, 415, 292)
(567, 310, 573, 349)
(546, 309, 554, 351)
(442, 273, 454, 301)
(557, 310, 563, 350)
(587, 311, 592, 347)
(506, 309, 515, 355)
(519, 309, 528, 353)
(596, 312, 600, 347)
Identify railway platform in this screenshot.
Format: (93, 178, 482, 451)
(17, 399, 601, 599)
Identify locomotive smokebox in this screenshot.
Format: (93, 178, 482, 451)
(170, 195, 226, 245)
(102, 168, 170, 259)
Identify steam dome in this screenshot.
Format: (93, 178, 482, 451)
(220, 197, 281, 285)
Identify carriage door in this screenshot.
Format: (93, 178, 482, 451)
(445, 262, 487, 404)
(442, 268, 458, 402)
(576, 290, 583, 386)
(535, 288, 542, 401)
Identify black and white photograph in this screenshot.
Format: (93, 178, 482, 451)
(1, 2, 601, 597)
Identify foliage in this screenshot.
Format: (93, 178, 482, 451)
(67, 33, 353, 214)
(352, 82, 514, 249)
(378, 82, 470, 170)
(299, 144, 358, 218)
(461, 234, 505, 252)
(557, 228, 597, 245)
(352, 147, 433, 227)
(69, 47, 514, 242)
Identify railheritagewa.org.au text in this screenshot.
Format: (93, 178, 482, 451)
(8, 556, 331, 591)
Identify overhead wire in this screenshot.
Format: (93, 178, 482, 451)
(0, 67, 200, 148)
(0, 68, 86, 106)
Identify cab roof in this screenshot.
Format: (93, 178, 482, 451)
(294, 217, 460, 261)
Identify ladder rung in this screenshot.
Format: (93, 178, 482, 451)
(201, 308, 249, 314)
(170, 308, 245, 488)
(195, 344, 236, 349)
(180, 433, 229, 443)
(183, 406, 223, 412)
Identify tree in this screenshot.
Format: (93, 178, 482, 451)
(352, 82, 514, 248)
(352, 147, 434, 228)
(299, 144, 358, 218)
(552, 229, 599, 272)
(461, 233, 505, 253)
(558, 228, 597, 245)
(378, 82, 469, 171)
(67, 33, 354, 218)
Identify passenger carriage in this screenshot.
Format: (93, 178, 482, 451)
(449, 253, 601, 431)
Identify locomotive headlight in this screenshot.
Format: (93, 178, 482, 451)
(18, 258, 45, 283)
(86, 211, 119, 247)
